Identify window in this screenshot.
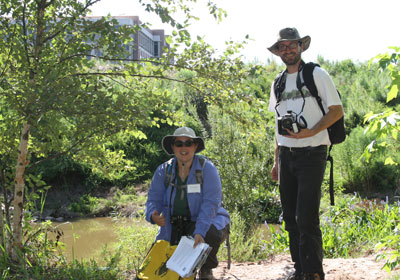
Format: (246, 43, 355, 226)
(154, 41, 160, 57)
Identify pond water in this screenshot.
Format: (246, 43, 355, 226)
(51, 217, 135, 263)
(260, 223, 281, 240)
(50, 217, 280, 263)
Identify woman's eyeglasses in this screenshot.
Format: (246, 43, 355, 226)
(174, 140, 195, 147)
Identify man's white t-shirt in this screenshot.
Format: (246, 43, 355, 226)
(268, 66, 342, 148)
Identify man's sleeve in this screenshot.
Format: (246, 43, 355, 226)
(313, 67, 342, 108)
(268, 82, 277, 112)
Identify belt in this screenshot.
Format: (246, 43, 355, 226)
(279, 145, 327, 152)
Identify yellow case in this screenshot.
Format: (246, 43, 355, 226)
(137, 240, 195, 280)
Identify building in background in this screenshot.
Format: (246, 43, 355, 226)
(86, 16, 169, 60)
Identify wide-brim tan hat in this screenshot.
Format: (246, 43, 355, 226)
(162, 127, 205, 156)
(268, 27, 311, 56)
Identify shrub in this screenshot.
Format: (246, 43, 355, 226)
(332, 126, 400, 194)
(204, 106, 279, 228)
(69, 195, 100, 215)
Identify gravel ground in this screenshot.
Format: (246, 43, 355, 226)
(210, 254, 398, 280)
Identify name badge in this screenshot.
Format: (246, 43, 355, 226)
(187, 184, 201, 193)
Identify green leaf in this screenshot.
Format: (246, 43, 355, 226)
(386, 84, 398, 102)
(384, 157, 398, 165)
(165, 36, 173, 44)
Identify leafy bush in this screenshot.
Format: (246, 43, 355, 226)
(376, 223, 400, 272)
(333, 126, 400, 194)
(318, 58, 390, 131)
(69, 195, 100, 215)
(31, 156, 96, 189)
(204, 106, 279, 228)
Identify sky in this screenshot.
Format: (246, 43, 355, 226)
(90, 0, 400, 64)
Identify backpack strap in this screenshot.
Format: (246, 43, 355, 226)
(164, 156, 207, 188)
(301, 62, 327, 115)
(300, 61, 336, 206)
(326, 146, 335, 206)
(195, 155, 207, 186)
(273, 70, 287, 104)
(164, 158, 175, 188)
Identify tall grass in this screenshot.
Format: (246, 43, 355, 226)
(111, 219, 158, 277)
(265, 193, 400, 269)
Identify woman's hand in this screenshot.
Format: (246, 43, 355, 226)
(151, 210, 166, 226)
(193, 234, 205, 248)
(271, 163, 278, 181)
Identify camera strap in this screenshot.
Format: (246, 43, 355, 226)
(274, 69, 288, 104)
(274, 69, 287, 117)
(274, 61, 307, 125)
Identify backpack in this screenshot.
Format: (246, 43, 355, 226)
(164, 156, 207, 189)
(300, 62, 346, 145)
(273, 61, 346, 206)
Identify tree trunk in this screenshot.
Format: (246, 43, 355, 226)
(0, 198, 3, 257)
(1, 170, 10, 256)
(11, 122, 30, 260)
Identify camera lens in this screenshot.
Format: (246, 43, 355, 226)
(282, 118, 293, 129)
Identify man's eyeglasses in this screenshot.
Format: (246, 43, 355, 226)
(174, 140, 195, 147)
(278, 41, 300, 52)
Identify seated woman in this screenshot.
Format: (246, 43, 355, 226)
(145, 127, 230, 280)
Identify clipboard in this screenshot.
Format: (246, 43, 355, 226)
(166, 236, 212, 278)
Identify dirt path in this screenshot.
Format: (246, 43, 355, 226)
(211, 254, 398, 280)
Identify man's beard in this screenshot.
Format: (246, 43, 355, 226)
(281, 52, 301, 66)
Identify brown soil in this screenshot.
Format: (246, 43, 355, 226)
(211, 254, 398, 280)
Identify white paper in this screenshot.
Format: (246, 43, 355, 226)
(166, 236, 210, 277)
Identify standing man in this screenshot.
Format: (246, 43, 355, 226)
(268, 28, 343, 280)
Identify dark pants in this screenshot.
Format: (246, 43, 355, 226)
(171, 221, 230, 269)
(278, 145, 327, 275)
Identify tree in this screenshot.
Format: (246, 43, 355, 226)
(0, 0, 249, 261)
(362, 47, 400, 165)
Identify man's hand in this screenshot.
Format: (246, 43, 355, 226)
(285, 128, 314, 139)
(271, 163, 278, 181)
(151, 210, 166, 226)
(193, 234, 205, 248)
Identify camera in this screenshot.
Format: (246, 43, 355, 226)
(278, 111, 299, 135)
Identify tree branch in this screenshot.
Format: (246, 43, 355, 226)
(41, 0, 101, 44)
(27, 122, 128, 169)
(22, 2, 32, 71)
(73, 71, 205, 92)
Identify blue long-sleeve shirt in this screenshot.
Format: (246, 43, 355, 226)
(145, 155, 230, 241)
